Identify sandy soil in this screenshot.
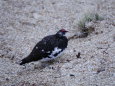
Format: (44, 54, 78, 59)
(0, 0, 115, 86)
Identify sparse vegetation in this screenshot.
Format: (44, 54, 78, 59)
(78, 12, 103, 30)
(78, 13, 103, 34)
(68, 13, 104, 40)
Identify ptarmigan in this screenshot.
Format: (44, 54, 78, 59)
(20, 29, 68, 65)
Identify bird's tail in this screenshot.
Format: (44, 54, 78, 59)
(20, 56, 32, 65)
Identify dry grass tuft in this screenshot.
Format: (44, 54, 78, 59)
(78, 13, 103, 30)
(68, 13, 104, 40)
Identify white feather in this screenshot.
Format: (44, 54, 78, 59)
(40, 47, 64, 62)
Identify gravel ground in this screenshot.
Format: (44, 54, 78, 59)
(0, 0, 115, 86)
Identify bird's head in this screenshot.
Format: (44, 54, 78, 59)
(56, 29, 68, 37)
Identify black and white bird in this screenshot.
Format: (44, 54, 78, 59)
(20, 29, 68, 65)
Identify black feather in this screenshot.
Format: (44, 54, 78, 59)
(20, 30, 68, 65)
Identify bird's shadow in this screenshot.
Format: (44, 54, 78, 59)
(35, 60, 57, 69)
(20, 59, 57, 71)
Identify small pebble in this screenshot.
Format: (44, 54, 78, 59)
(76, 52, 81, 58)
(70, 74, 75, 77)
(97, 68, 105, 74)
(6, 78, 9, 81)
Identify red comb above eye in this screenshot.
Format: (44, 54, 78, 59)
(60, 29, 68, 32)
